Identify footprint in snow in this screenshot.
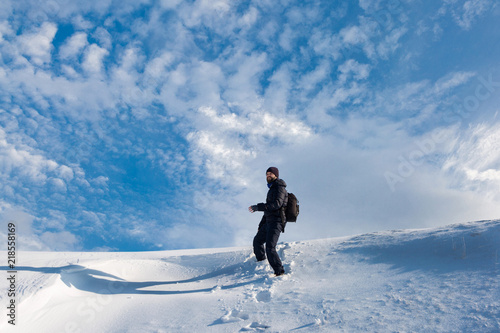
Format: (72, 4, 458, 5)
(240, 321, 270, 331)
(255, 290, 272, 303)
(212, 309, 249, 324)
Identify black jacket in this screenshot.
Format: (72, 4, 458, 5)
(255, 178, 288, 224)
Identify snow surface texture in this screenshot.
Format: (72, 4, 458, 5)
(1, 220, 499, 332)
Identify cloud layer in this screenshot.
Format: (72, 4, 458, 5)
(1, 0, 499, 251)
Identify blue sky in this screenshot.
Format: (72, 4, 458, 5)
(1, 0, 500, 251)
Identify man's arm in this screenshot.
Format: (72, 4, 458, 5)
(255, 186, 287, 212)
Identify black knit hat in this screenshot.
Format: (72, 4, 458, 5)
(266, 167, 279, 178)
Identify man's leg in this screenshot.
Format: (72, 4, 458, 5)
(253, 225, 267, 261)
(265, 222, 284, 275)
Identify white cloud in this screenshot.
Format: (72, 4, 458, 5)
(438, 0, 496, 30)
(223, 52, 269, 107)
(252, 111, 313, 141)
(82, 44, 109, 75)
(278, 25, 294, 51)
(0, 128, 79, 195)
(340, 23, 377, 59)
(297, 61, 331, 92)
(92, 176, 109, 187)
(434, 71, 476, 94)
(198, 106, 244, 131)
(0, 201, 80, 251)
(119, 47, 145, 71)
(0, 21, 13, 41)
(359, 70, 483, 128)
(145, 52, 175, 79)
(59, 32, 88, 59)
(180, 0, 231, 28)
(304, 82, 367, 128)
(263, 63, 293, 113)
(160, 0, 183, 10)
(256, 20, 279, 48)
(238, 6, 259, 27)
(376, 26, 407, 59)
(341, 25, 367, 45)
(443, 122, 500, 199)
(58, 165, 74, 181)
(358, 0, 382, 12)
(188, 106, 313, 185)
(40, 231, 79, 251)
(0, 131, 55, 184)
(72, 14, 94, 30)
(18, 22, 58, 65)
(187, 130, 254, 184)
(49, 177, 67, 192)
(155, 58, 225, 116)
(196, 106, 313, 142)
(309, 29, 343, 60)
(454, 0, 495, 30)
(465, 168, 500, 181)
(338, 59, 371, 83)
(61, 64, 79, 78)
(92, 27, 112, 50)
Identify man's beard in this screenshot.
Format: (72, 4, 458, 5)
(267, 176, 274, 183)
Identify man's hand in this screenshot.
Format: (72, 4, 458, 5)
(248, 206, 256, 213)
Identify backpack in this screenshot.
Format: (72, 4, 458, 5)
(285, 192, 299, 222)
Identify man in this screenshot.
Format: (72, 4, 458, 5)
(248, 167, 288, 276)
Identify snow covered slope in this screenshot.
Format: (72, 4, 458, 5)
(1, 220, 499, 332)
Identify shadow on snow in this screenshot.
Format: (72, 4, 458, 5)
(0, 262, 265, 295)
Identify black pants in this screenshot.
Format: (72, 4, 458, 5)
(253, 221, 284, 275)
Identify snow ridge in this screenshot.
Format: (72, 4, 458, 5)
(1, 220, 499, 332)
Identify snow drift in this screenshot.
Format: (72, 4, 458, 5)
(1, 220, 499, 332)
